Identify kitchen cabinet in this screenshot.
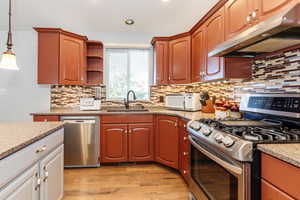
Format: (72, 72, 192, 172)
(0, 164, 39, 200)
(191, 25, 206, 83)
(154, 41, 169, 85)
(101, 124, 128, 163)
(40, 145, 64, 200)
(225, 0, 253, 40)
(0, 129, 64, 200)
(128, 124, 154, 162)
(169, 36, 191, 84)
(34, 28, 87, 85)
(204, 7, 225, 81)
(155, 115, 179, 169)
(33, 115, 60, 122)
(179, 120, 190, 184)
(100, 115, 154, 163)
(255, 0, 296, 23)
(261, 153, 300, 200)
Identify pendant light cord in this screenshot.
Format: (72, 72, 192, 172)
(6, 0, 13, 52)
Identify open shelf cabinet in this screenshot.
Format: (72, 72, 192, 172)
(86, 40, 103, 85)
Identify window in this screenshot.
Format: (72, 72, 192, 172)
(105, 48, 153, 100)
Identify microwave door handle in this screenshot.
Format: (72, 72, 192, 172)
(189, 136, 243, 176)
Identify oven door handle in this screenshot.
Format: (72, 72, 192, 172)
(189, 136, 243, 176)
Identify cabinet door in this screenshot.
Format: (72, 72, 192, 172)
(169, 36, 191, 84)
(204, 7, 225, 81)
(40, 145, 64, 200)
(128, 123, 154, 162)
(261, 179, 295, 200)
(255, 0, 296, 22)
(60, 34, 85, 85)
(155, 41, 169, 85)
(225, 0, 252, 40)
(191, 26, 206, 82)
(101, 124, 128, 163)
(155, 115, 179, 169)
(0, 164, 39, 200)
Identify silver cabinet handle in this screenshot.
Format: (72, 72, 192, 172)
(35, 173, 41, 190)
(36, 145, 47, 153)
(43, 166, 49, 182)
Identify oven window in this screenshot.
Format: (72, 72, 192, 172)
(191, 145, 238, 200)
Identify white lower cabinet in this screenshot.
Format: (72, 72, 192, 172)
(0, 164, 39, 200)
(0, 129, 64, 200)
(40, 145, 64, 200)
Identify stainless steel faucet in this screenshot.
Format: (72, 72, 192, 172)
(124, 90, 137, 109)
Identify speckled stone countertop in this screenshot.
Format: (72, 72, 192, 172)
(258, 144, 300, 168)
(0, 122, 64, 160)
(32, 108, 216, 121)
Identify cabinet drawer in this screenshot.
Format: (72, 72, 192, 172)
(261, 153, 300, 199)
(261, 179, 295, 200)
(33, 115, 60, 122)
(102, 114, 153, 124)
(0, 128, 64, 189)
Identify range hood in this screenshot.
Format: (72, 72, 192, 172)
(209, 3, 300, 57)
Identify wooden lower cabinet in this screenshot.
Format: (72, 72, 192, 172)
(128, 124, 154, 162)
(101, 124, 128, 163)
(33, 115, 60, 122)
(261, 153, 300, 200)
(179, 120, 190, 184)
(155, 115, 179, 169)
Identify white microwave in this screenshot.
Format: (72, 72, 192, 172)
(165, 93, 201, 111)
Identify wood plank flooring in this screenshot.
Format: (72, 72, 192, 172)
(63, 163, 189, 200)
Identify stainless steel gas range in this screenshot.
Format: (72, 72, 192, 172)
(188, 93, 300, 200)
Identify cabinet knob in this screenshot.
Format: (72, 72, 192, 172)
(174, 122, 178, 127)
(183, 137, 188, 141)
(36, 145, 47, 154)
(44, 119, 48, 122)
(43, 167, 49, 182)
(251, 11, 257, 20)
(183, 152, 188, 156)
(246, 15, 251, 23)
(183, 170, 187, 174)
(35, 173, 41, 191)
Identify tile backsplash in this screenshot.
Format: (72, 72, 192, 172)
(50, 48, 300, 108)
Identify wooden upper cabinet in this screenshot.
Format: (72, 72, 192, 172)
(101, 124, 128, 163)
(60, 34, 85, 85)
(169, 36, 191, 84)
(34, 28, 87, 85)
(128, 124, 154, 162)
(225, 0, 252, 40)
(204, 7, 225, 81)
(191, 26, 206, 83)
(154, 41, 169, 85)
(255, 0, 296, 22)
(155, 115, 179, 169)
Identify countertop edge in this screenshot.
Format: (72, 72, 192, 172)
(0, 124, 65, 161)
(257, 145, 300, 168)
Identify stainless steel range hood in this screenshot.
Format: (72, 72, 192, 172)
(209, 3, 300, 57)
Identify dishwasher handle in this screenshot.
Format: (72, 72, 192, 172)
(63, 120, 96, 124)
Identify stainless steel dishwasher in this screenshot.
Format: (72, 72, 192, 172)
(61, 116, 100, 168)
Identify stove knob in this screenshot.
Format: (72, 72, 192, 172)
(222, 136, 235, 148)
(190, 121, 201, 131)
(214, 133, 224, 143)
(201, 125, 212, 136)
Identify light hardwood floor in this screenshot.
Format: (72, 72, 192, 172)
(63, 163, 189, 200)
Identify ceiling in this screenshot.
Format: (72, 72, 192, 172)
(0, 0, 218, 36)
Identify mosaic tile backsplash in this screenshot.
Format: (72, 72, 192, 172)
(50, 48, 300, 108)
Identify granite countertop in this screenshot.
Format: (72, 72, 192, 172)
(258, 144, 300, 168)
(32, 108, 216, 121)
(0, 122, 64, 160)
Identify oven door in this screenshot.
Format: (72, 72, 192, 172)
(189, 136, 250, 200)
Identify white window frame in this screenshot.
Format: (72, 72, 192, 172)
(104, 46, 154, 101)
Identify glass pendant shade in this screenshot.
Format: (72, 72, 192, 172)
(0, 52, 19, 70)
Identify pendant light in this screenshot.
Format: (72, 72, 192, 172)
(0, 0, 19, 70)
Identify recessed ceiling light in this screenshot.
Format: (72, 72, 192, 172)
(125, 19, 135, 25)
(162, 0, 170, 2)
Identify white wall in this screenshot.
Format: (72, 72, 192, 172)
(0, 30, 152, 122)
